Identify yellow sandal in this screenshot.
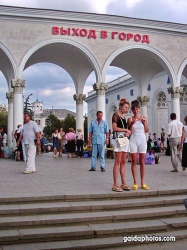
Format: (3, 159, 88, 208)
(131, 184, 138, 190)
(141, 184, 149, 190)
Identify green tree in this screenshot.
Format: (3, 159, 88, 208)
(24, 94, 34, 120)
(63, 114, 76, 132)
(43, 114, 63, 138)
(0, 104, 8, 131)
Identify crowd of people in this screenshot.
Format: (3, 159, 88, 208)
(147, 129, 166, 152)
(1, 100, 187, 191)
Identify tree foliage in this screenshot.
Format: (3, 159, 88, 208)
(63, 114, 76, 133)
(0, 104, 8, 131)
(24, 94, 34, 120)
(43, 113, 63, 138)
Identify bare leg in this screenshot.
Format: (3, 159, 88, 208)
(113, 152, 122, 186)
(120, 152, 127, 185)
(139, 153, 146, 185)
(17, 151, 21, 160)
(131, 153, 138, 184)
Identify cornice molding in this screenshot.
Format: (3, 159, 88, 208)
(0, 5, 187, 35)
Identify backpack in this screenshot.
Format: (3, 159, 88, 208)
(155, 154, 160, 164)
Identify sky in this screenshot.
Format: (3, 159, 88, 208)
(0, 0, 187, 114)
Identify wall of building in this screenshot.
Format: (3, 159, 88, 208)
(86, 71, 187, 139)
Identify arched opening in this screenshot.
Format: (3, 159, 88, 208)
(100, 45, 175, 133)
(19, 40, 101, 132)
(22, 62, 76, 132)
(154, 91, 168, 137)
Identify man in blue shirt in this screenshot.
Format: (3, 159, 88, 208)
(88, 111, 109, 172)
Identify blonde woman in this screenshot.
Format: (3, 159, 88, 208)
(127, 100, 149, 190)
(112, 99, 131, 192)
(59, 127, 65, 157)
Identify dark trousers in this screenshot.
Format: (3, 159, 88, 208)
(77, 139, 83, 157)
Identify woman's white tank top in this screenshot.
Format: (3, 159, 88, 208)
(132, 120, 145, 134)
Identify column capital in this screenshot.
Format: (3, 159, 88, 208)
(11, 79, 25, 93)
(137, 96, 150, 105)
(6, 91, 13, 100)
(93, 82, 108, 95)
(73, 94, 86, 105)
(167, 86, 183, 98)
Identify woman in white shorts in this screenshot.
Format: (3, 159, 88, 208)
(127, 100, 149, 190)
(111, 99, 132, 192)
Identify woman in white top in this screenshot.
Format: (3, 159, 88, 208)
(127, 100, 149, 190)
(180, 115, 187, 171)
(2, 131, 7, 147)
(52, 129, 61, 158)
(76, 128, 84, 158)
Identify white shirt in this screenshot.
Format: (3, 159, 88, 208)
(76, 132, 83, 140)
(167, 120, 183, 138)
(17, 126, 23, 134)
(22, 121, 40, 144)
(184, 125, 187, 143)
(2, 133, 7, 144)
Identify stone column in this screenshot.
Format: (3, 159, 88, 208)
(93, 82, 108, 120)
(6, 91, 13, 148)
(11, 79, 25, 139)
(73, 94, 86, 132)
(137, 96, 150, 119)
(167, 87, 183, 119)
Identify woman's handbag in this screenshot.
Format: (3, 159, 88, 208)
(115, 115, 129, 148)
(116, 135, 129, 147)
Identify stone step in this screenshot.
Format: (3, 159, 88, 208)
(1, 229, 186, 250)
(0, 218, 167, 244)
(0, 205, 186, 229)
(0, 194, 186, 216)
(0, 188, 186, 204)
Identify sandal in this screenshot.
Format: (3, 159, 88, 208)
(112, 186, 123, 192)
(131, 184, 138, 190)
(120, 184, 131, 191)
(141, 184, 149, 190)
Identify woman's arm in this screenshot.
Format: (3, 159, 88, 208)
(141, 116, 149, 133)
(127, 117, 135, 132)
(112, 121, 131, 134)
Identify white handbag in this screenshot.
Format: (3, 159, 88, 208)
(116, 135, 129, 148)
(115, 116, 129, 148)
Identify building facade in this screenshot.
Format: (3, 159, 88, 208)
(86, 72, 187, 137)
(32, 99, 76, 132)
(0, 6, 187, 147)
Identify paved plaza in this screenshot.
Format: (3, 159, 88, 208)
(0, 152, 186, 199)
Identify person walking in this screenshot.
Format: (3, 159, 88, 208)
(76, 128, 84, 158)
(58, 127, 65, 157)
(14, 125, 22, 161)
(16, 112, 40, 174)
(111, 98, 131, 192)
(127, 100, 149, 190)
(88, 111, 109, 172)
(16, 124, 27, 161)
(52, 129, 61, 158)
(167, 113, 184, 172)
(180, 115, 187, 171)
(2, 129, 7, 147)
(65, 128, 76, 158)
(161, 128, 165, 152)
